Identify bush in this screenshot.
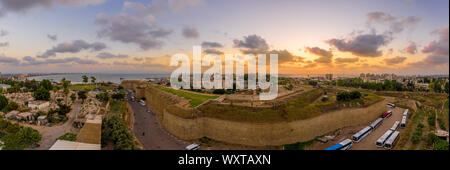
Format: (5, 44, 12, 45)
(57, 133, 77, 141)
(337, 91, 361, 102)
(2, 102, 19, 113)
(102, 115, 138, 150)
(213, 89, 226, 94)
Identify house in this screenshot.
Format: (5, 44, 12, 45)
(37, 116, 48, 126)
(0, 84, 11, 91)
(17, 112, 35, 122)
(5, 111, 19, 120)
(28, 101, 50, 110)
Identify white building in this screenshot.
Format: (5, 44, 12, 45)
(28, 101, 50, 110)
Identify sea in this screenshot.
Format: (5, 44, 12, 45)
(28, 73, 170, 84)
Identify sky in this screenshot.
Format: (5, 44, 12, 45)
(0, 0, 448, 75)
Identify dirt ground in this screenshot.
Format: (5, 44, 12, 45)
(309, 106, 406, 150)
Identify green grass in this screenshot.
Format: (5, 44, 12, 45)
(69, 84, 97, 91)
(154, 85, 219, 107)
(57, 133, 77, 141)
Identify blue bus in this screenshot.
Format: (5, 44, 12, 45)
(325, 139, 353, 150)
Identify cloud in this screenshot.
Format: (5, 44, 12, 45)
(201, 41, 223, 48)
(384, 56, 406, 65)
(404, 42, 417, 54)
(233, 34, 269, 54)
(168, 0, 203, 11)
(203, 48, 223, 55)
(305, 47, 333, 64)
(182, 26, 199, 39)
(366, 11, 421, 33)
(268, 49, 302, 64)
(0, 29, 8, 36)
(0, 42, 8, 47)
(420, 28, 449, 65)
(335, 57, 359, 63)
(366, 12, 396, 23)
(133, 57, 143, 61)
(0, 55, 19, 64)
(47, 34, 57, 41)
(0, 0, 107, 13)
(327, 33, 391, 57)
(95, 2, 172, 50)
(37, 40, 106, 58)
(149, 28, 173, 38)
(95, 52, 128, 59)
(21, 56, 99, 65)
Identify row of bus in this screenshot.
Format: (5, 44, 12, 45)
(374, 109, 408, 149)
(325, 113, 386, 150)
(325, 106, 406, 150)
(375, 121, 400, 149)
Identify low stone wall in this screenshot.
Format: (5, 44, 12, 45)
(122, 80, 387, 146)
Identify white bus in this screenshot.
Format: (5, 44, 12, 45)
(384, 131, 400, 149)
(391, 121, 400, 131)
(403, 109, 409, 117)
(184, 143, 200, 150)
(370, 118, 383, 129)
(352, 126, 373, 142)
(400, 116, 407, 128)
(325, 139, 353, 150)
(376, 130, 394, 147)
(387, 103, 396, 108)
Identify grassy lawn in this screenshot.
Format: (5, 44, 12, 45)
(69, 84, 97, 91)
(154, 85, 219, 107)
(57, 133, 77, 141)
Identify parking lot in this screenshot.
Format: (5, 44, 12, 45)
(311, 106, 406, 150)
(350, 107, 405, 150)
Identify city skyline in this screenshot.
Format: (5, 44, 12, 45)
(0, 0, 449, 75)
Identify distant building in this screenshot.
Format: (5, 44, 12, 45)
(325, 74, 333, 81)
(0, 84, 10, 91)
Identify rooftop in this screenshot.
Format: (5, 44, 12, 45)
(49, 140, 100, 150)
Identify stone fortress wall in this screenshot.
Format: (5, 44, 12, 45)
(122, 80, 386, 146)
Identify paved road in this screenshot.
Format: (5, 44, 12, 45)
(127, 93, 187, 150)
(23, 101, 81, 150)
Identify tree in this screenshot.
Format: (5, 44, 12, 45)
(57, 103, 72, 115)
(2, 102, 19, 113)
(16, 127, 42, 147)
(70, 93, 76, 101)
(350, 91, 362, 99)
(96, 92, 109, 102)
(33, 87, 51, 101)
(62, 78, 70, 92)
(82, 75, 88, 84)
(41, 79, 53, 91)
(91, 76, 96, 84)
(111, 91, 125, 100)
(78, 90, 87, 102)
(445, 82, 449, 94)
(0, 94, 8, 111)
